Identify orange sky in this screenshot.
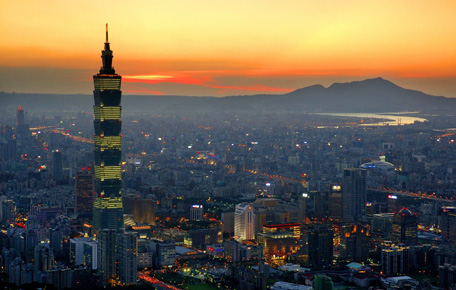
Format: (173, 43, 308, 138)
(1, 0, 456, 97)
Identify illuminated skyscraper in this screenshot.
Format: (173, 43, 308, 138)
(92, 24, 124, 232)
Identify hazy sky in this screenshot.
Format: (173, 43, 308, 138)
(1, 0, 456, 97)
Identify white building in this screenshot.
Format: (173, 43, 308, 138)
(70, 237, 93, 266)
(234, 203, 255, 241)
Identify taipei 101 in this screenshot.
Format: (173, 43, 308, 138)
(2, 1, 456, 289)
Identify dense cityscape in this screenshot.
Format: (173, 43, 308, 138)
(3, 27, 456, 290)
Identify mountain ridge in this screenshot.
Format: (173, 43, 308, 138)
(0, 77, 454, 114)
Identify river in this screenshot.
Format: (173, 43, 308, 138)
(316, 112, 428, 126)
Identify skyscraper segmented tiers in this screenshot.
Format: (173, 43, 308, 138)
(92, 24, 124, 232)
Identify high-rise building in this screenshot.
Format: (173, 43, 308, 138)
(221, 212, 235, 235)
(340, 222, 370, 262)
(15, 105, 29, 138)
(302, 225, 333, 269)
(149, 240, 176, 268)
(297, 193, 308, 224)
(190, 205, 204, 221)
(117, 232, 138, 285)
(70, 237, 94, 266)
(49, 228, 63, 257)
(92, 24, 124, 232)
(74, 172, 95, 216)
(313, 191, 328, 219)
(381, 244, 411, 276)
(387, 194, 401, 213)
(16, 105, 24, 127)
(439, 263, 456, 290)
(97, 229, 117, 285)
(440, 207, 456, 243)
(392, 208, 418, 245)
(2, 200, 16, 225)
(83, 240, 98, 270)
(34, 243, 55, 272)
(371, 213, 394, 240)
(342, 168, 367, 223)
(328, 185, 343, 221)
(234, 203, 255, 241)
(52, 150, 63, 181)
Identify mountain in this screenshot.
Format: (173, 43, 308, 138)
(1, 77, 455, 114)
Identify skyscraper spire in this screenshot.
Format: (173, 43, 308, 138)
(100, 24, 114, 74)
(106, 23, 109, 43)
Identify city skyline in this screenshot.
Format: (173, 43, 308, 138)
(1, 1, 456, 97)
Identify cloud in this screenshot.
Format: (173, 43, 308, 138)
(122, 83, 165, 95)
(122, 71, 293, 95)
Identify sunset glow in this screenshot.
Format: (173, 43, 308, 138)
(1, 0, 456, 96)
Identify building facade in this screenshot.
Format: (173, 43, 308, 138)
(392, 208, 417, 245)
(75, 173, 94, 216)
(342, 168, 367, 223)
(234, 203, 255, 241)
(92, 25, 124, 231)
(117, 232, 138, 285)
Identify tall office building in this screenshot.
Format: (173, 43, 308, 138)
(392, 208, 418, 245)
(92, 24, 124, 232)
(342, 168, 367, 223)
(328, 184, 343, 221)
(117, 232, 138, 285)
(340, 223, 370, 262)
(381, 244, 411, 276)
(297, 193, 308, 224)
(16, 105, 24, 127)
(303, 225, 333, 269)
(52, 150, 63, 181)
(49, 228, 63, 257)
(2, 200, 16, 225)
(15, 105, 29, 138)
(97, 229, 117, 285)
(234, 203, 255, 241)
(75, 172, 95, 216)
(440, 207, 456, 243)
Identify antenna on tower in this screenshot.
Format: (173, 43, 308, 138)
(105, 23, 109, 43)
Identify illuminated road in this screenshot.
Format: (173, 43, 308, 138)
(29, 125, 59, 131)
(53, 129, 94, 144)
(138, 272, 181, 290)
(372, 188, 454, 203)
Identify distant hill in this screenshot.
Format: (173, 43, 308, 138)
(1, 77, 455, 114)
